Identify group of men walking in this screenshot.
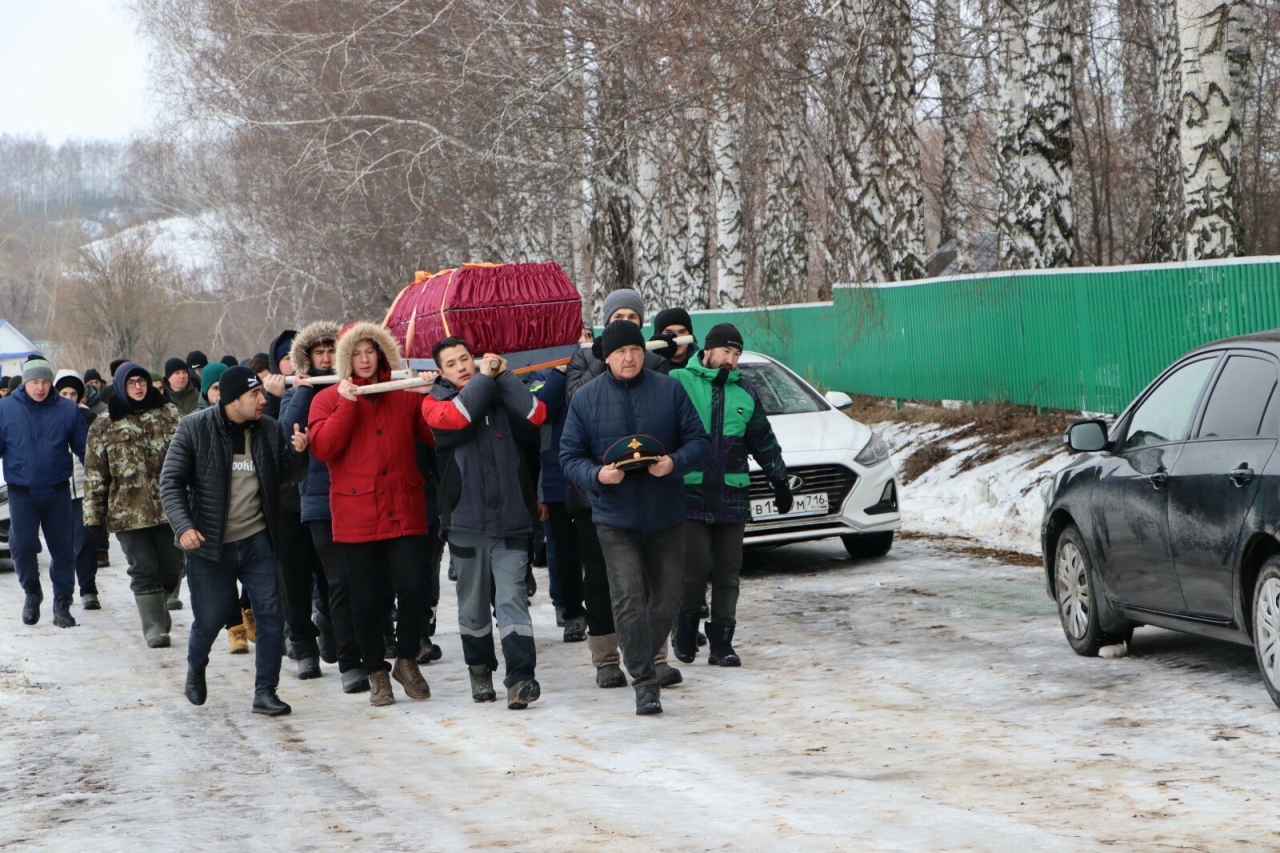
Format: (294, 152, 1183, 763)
(0, 290, 792, 717)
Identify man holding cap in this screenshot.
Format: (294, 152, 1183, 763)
(670, 323, 790, 668)
(560, 321, 709, 715)
(0, 357, 89, 627)
(160, 365, 310, 716)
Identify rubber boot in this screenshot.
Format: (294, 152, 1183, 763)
(134, 591, 171, 648)
(167, 569, 185, 610)
(587, 633, 627, 688)
(673, 611, 700, 663)
(469, 664, 497, 702)
(653, 638, 682, 686)
(706, 621, 742, 667)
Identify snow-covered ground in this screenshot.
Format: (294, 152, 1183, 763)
(3, 533, 1279, 850)
(877, 417, 1069, 556)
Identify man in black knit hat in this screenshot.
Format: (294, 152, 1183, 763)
(649, 306, 699, 371)
(560, 321, 709, 716)
(160, 365, 310, 716)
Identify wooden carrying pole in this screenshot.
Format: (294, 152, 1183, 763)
(351, 335, 695, 396)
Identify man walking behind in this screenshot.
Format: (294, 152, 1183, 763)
(84, 362, 185, 648)
(0, 358, 89, 627)
(560, 322, 709, 715)
(423, 337, 548, 709)
(160, 366, 309, 716)
(670, 324, 791, 667)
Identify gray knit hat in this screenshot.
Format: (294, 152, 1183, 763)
(602, 289, 644, 324)
(22, 358, 54, 384)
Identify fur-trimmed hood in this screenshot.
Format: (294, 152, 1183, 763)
(336, 321, 402, 381)
(290, 320, 342, 376)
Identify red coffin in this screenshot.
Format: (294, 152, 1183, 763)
(383, 262, 583, 359)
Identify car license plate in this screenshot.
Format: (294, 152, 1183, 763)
(750, 492, 828, 521)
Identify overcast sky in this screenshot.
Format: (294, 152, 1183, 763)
(0, 1, 152, 144)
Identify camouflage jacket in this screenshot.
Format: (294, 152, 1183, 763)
(83, 402, 183, 532)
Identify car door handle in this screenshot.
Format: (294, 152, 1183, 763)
(1230, 466, 1255, 486)
(1149, 469, 1168, 488)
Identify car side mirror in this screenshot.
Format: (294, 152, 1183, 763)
(825, 391, 854, 411)
(1066, 420, 1109, 453)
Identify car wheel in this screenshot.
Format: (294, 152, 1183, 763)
(1251, 559, 1280, 710)
(842, 532, 894, 560)
(1055, 525, 1131, 656)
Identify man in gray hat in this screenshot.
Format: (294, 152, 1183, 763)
(0, 357, 89, 627)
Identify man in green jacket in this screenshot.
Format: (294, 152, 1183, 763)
(670, 323, 790, 667)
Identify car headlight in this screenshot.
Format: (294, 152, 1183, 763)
(854, 432, 891, 467)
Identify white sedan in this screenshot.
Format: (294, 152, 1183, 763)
(737, 351, 901, 559)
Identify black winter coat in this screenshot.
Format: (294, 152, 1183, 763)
(159, 404, 307, 561)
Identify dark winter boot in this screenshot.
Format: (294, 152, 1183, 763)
(507, 679, 541, 710)
(706, 621, 741, 667)
(588, 633, 627, 688)
(469, 664, 497, 703)
(297, 656, 321, 679)
(21, 591, 42, 625)
(653, 640, 683, 687)
(563, 615, 587, 643)
(52, 597, 77, 629)
(341, 666, 370, 694)
(315, 611, 338, 664)
(673, 611, 700, 663)
(81, 593, 100, 611)
(167, 570, 185, 610)
(252, 690, 291, 716)
(185, 666, 207, 705)
(134, 591, 171, 648)
(635, 682, 662, 715)
(416, 638, 443, 664)
(382, 615, 396, 661)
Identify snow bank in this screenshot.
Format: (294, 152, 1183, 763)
(875, 418, 1070, 556)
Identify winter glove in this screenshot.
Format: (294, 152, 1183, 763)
(648, 332, 679, 361)
(771, 480, 794, 515)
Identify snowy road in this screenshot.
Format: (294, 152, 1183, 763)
(2, 535, 1279, 851)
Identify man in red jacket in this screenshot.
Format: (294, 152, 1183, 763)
(307, 322, 435, 708)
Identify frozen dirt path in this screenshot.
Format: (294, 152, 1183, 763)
(2, 535, 1280, 851)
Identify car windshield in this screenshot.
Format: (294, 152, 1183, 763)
(738, 361, 828, 416)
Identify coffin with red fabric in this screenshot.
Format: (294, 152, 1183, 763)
(383, 262, 583, 366)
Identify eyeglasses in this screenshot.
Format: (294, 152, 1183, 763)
(125, 377, 149, 388)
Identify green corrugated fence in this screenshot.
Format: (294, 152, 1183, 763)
(676, 257, 1280, 414)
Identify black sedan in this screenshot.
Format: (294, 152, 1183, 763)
(1042, 331, 1280, 708)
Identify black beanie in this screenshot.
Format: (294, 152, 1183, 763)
(83, 368, 102, 383)
(703, 323, 744, 352)
(653, 307, 694, 337)
(164, 357, 188, 380)
(219, 354, 238, 368)
(217, 366, 262, 406)
(109, 358, 127, 377)
(602, 320, 647, 359)
(186, 350, 209, 369)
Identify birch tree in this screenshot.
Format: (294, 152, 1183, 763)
(1179, 0, 1252, 259)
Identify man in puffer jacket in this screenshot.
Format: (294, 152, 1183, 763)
(54, 370, 101, 610)
(669, 324, 790, 668)
(160, 366, 309, 716)
(560, 321, 709, 716)
(0, 357, 89, 628)
(84, 362, 184, 647)
(308, 322, 435, 708)
(423, 336, 548, 709)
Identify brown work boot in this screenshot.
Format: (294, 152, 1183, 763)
(391, 658, 431, 700)
(368, 668, 395, 706)
(227, 623, 249, 654)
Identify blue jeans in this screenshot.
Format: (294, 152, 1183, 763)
(185, 530, 284, 694)
(10, 487, 75, 600)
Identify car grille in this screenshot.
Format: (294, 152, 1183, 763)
(747, 464, 858, 523)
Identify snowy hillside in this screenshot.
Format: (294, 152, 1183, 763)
(84, 213, 219, 281)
